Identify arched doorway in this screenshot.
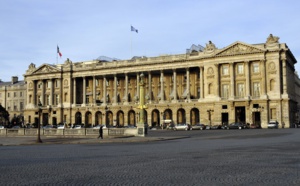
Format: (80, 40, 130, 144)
(75, 112, 82, 125)
(106, 111, 113, 126)
(151, 109, 160, 127)
(117, 111, 124, 127)
(85, 111, 92, 127)
(95, 111, 103, 126)
(190, 108, 200, 125)
(128, 110, 135, 126)
(177, 108, 185, 124)
(163, 109, 173, 121)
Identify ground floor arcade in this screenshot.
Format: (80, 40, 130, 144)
(24, 99, 295, 129)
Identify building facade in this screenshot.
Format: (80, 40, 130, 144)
(24, 34, 300, 128)
(0, 76, 26, 125)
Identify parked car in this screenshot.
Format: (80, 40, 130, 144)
(250, 124, 261, 129)
(57, 124, 65, 129)
(225, 122, 245, 129)
(210, 125, 222, 130)
(43, 125, 53, 129)
(268, 121, 278, 129)
(190, 124, 206, 130)
(174, 123, 190, 131)
(0, 125, 5, 129)
(73, 125, 82, 129)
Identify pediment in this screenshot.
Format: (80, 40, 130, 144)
(215, 42, 265, 56)
(32, 64, 61, 74)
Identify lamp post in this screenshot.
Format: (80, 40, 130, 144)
(207, 109, 214, 128)
(137, 73, 147, 136)
(37, 102, 43, 143)
(104, 105, 109, 127)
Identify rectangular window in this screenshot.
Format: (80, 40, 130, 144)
(46, 95, 50, 105)
(86, 95, 89, 104)
(221, 84, 229, 99)
(20, 102, 24, 110)
(55, 95, 59, 105)
(253, 63, 260, 73)
(237, 83, 244, 98)
(237, 64, 244, 74)
(86, 80, 89, 87)
(8, 93, 10, 97)
(47, 81, 51, 88)
(14, 92, 17, 97)
(222, 65, 229, 75)
(253, 82, 260, 97)
(20, 92, 23, 97)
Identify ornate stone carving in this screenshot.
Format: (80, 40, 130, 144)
(33, 65, 60, 74)
(64, 58, 72, 65)
(26, 63, 36, 73)
(266, 34, 279, 44)
(204, 41, 217, 53)
(207, 67, 214, 75)
(268, 62, 275, 71)
(216, 43, 262, 56)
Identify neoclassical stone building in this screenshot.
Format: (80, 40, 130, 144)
(24, 34, 300, 128)
(0, 76, 26, 124)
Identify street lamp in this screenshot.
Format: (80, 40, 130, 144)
(104, 105, 109, 127)
(37, 102, 43, 143)
(207, 109, 214, 127)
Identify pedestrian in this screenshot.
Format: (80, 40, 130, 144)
(98, 125, 103, 139)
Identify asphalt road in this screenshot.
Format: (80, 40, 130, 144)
(1, 128, 300, 185)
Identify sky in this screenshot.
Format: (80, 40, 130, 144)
(1, 0, 300, 81)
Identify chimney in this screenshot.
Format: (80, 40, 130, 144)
(11, 76, 18, 84)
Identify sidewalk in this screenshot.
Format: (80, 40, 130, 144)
(0, 135, 188, 146)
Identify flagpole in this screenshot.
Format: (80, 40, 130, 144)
(56, 44, 58, 64)
(130, 26, 132, 58)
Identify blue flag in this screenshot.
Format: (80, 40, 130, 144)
(131, 25, 138, 33)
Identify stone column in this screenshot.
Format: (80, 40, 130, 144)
(113, 74, 117, 105)
(245, 61, 250, 98)
(186, 68, 190, 100)
(33, 80, 37, 105)
(160, 70, 164, 102)
(93, 76, 96, 105)
(41, 80, 45, 105)
(124, 73, 128, 104)
(230, 63, 235, 99)
(148, 72, 152, 103)
(50, 79, 53, 105)
(136, 73, 140, 100)
(83, 77, 86, 105)
(282, 59, 287, 95)
(173, 69, 177, 102)
(73, 78, 76, 105)
(261, 60, 267, 98)
(199, 66, 204, 99)
(214, 64, 220, 98)
(103, 76, 107, 104)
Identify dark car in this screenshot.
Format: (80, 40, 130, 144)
(210, 125, 222, 130)
(225, 122, 245, 129)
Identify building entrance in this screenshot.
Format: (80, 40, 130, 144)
(221, 113, 229, 126)
(235, 107, 246, 123)
(252, 112, 261, 127)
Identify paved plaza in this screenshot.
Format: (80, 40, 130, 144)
(0, 129, 300, 185)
